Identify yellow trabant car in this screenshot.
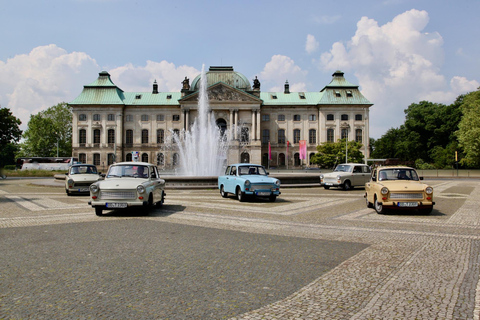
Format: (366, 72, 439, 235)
(365, 166, 434, 214)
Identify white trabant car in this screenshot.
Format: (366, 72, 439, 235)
(319, 163, 371, 190)
(89, 162, 165, 216)
(65, 164, 101, 196)
(365, 166, 435, 214)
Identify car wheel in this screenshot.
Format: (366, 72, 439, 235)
(269, 195, 277, 202)
(236, 187, 245, 202)
(374, 196, 385, 214)
(324, 186, 330, 190)
(366, 197, 373, 208)
(156, 191, 164, 208)
(95, 207, 103, 216)
(343, 180, 352, 191)
(419, 206, 433, 215)
(65, 189, 71, 196)
(220, 186, 228, 198)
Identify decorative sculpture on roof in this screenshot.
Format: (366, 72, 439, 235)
(182, 76, 190, 90)
(253, 76, 260, 90)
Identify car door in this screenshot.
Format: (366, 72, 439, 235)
(150, 166, 163, 201)
(223, 166, 236, 193)
(352, 166, 363, 186)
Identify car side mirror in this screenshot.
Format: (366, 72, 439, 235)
(65, 172, 68, 176)
(101, 174, 106, 178)
(420, 177, 424, 180)
(266, 171, 269, 175)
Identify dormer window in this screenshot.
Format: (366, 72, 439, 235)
(166, 94, 172, 99)
(299, 93, 306, 99)
(335, 91, 341, 97)
(135, 94, 142, 99)
(346, 90, 353, 97)
(271, 94, 277, 99)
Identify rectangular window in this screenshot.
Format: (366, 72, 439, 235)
(327, 114, 334, 121)
(126, 115, 133, 122)
(293, 115, 301, 121)
(108, 129, 115, 144)
(157, 114, 165, 121)
(278, 114, 285, 121)
(309, 129, 316, 144)
(79, 153, 86, 164)
(93, 153, 100, 166)
(341, 114, 349, 121)
(79, 114, 87, 121)
(93, 114, 101, 121)
(141, 114, 149, 121)
(308, 114, 316, 121)
(126, 130, 133, 144)
(93, 129, 101, 144)
(79, 129, 86, 144)
(262, 114, 270, 121)
(173, 115, 180, 121)
(142, 129, 149, 144)
(293, 129, 301, 143)
(108, 114, 115, 121)
(262, 129, 270, 144)
(327, 129, 334, 143)
(157, 129, 164, 144)
(355, 114, 363, 121)
(278, 129, 285, 144)
(356, 129, 363, 143)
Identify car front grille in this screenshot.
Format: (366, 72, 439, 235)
(99, 191, 136, 200)
(251, 184, 273, 191)
(74, 182, 93, 187)
(389, 193, 424, 199)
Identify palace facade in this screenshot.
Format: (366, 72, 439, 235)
(70, 66, 372, 171)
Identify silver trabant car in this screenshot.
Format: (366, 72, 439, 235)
(65, 164, 101, 196)
(89, 162, 165, 216)
(320, 163, 371, 190)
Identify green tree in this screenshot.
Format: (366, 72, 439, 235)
(0, 107, 22, 167)
(311, 139, 364, 169)
(19, 102, 72, 157)
(457, 89, 480, 167)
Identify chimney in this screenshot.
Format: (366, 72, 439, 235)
(152, 80, 158, 94)
(284, 80, 290, 94)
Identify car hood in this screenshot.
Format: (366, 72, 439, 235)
(322, 171, 352, 177)
(97, 178, 148, 189)
(379, 180, 428, 192)
(69, 174, 100, 182)
(242, 175, 280, 183)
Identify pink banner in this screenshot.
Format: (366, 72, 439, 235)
(299, 140, 307, 159)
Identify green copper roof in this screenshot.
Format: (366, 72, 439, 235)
(123, 92, 182, 105)
(318, 70, 372, 105)
(70, 71, 125, 105)
(260, 92, 323, 105)
(191, 66, 252, 91)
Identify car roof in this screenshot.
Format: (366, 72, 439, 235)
(72, 164, 96, 167)
(230, 163, 263, 167)
(112, 162, 153, 166)
(337, 163, 367, 166)
(377, 166, 414, 170)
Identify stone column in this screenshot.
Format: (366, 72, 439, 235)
(234, 109, 239, 140)
(251, 110, 256, 140)
(256, 109, 261, 142)
(229, 109, 234, 140)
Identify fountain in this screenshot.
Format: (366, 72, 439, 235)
(171, 65, 230, 176)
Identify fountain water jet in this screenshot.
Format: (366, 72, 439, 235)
(171, 65, 230, 176)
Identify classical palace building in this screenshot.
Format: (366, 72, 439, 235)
(70, 66, 372, 171)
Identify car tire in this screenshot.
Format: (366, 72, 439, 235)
(220, 186, 228, 198)
(65, 189, 71, 196)
(156, 191, 164, 208)
(343, 180, 352, 191)
(374, 196, 385, 214)
(236, 187, 245, 202)
(324, 186, 330, 190)
(366, 197, 373, 208)
(269, 195, 277, 202)
(95, 207, 103, 216)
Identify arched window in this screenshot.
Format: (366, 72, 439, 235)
(341, 128, 349, 140)
(216, 119, 227, 136)
(126, 153, 132, 162)
(79, 129, 86, 144)
(309, 129, 316, 144)
(356, 129, 363, 143)
(241, 152, 250, 163)
(79, 114, 87, 121)
(278, 129, 285, 144)
(293, 129, 301, 143)
(262, 129, 270, 144)
(341, 114, 349, 121)
(108, 129, 115, 144)
(173, 153, 179, 166)
(142, 153, 148, 163)
(93, 114, 101, 121)
(327, 128, 334, 142)
(141, 129, 148, 144)
(326, 114, 334, 121)
(157, 129, 164, 144)
(107, 153, 115, 165)
(157, 153, 164, 166)
(355, 114, 362, 121)
(126, 130, 133, 145)
(79, 153, 86, 164)
(294, 153, 301, 166)
(93, 129, 101, 144)
(278, 153, 285, 166)
(93, 153, 100, 166)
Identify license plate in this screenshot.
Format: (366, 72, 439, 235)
(256, 192, 270, 196)
(78, 188, 89, 192)
(398, 202, 418, 207)
(325, 183, 333, 186)
(106, 203, 128, 208)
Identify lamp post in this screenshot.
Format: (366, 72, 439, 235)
(55, 131, 59, 157)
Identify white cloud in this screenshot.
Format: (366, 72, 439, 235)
(305, 34, 320, 55)
(318, 9, 478, 138)
(259, 55, 308, 92)
(311, 15, 341, 25)
(109, 61, 199, 92)
(0, 44, 99, 130)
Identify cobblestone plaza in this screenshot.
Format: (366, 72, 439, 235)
(0, 178, 479, 319)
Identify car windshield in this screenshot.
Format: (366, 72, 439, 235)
(238, 166, 267, 176)
(334, 165, 352, 173)
(70, 165, 97, 175)
(378, 168, 419, 181)
(107, 165, 149, 178)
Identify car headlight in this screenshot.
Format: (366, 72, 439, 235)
(336, 175, 342, 181)
(90, 184, 99, 193)
(425, 186, 433, 194)
(137, 185, 146, 194)
(381, 187, 389, 195)
(320, 174, 324, 180)
(245, 180, 251, 187)
(275, 180, 280, 186)
(68, 179, 74, 185)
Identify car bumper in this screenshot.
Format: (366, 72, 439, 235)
(378, 200, 435, 209)
(320, 181, 342, 187)
(88, 200, 149, 208)
(244, 190, 281, 197)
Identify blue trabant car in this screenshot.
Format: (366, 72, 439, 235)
(218, 163, 281, 202)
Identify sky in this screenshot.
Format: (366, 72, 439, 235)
(1, 0, 479, 138)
